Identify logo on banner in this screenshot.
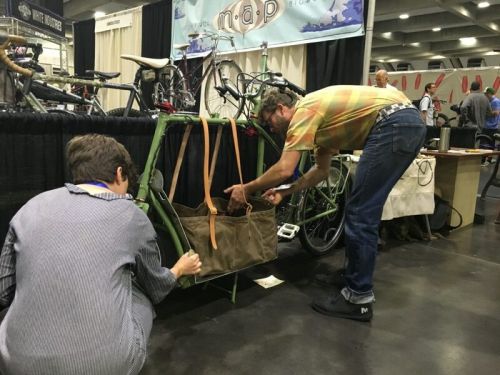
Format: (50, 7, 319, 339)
(17, 1, 31, 21)
(214, 0, 285, 34)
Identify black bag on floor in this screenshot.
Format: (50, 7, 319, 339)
(428, 195, 463, 235)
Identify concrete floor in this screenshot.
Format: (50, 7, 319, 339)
(142, 164, 500, 375)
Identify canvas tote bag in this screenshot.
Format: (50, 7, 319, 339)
(172, 117, 278, 278)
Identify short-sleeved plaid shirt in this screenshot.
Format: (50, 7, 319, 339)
(284, 85, 412, 151)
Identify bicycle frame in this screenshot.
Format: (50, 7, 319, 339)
(12, 71, 152, 116)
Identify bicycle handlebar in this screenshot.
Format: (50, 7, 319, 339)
(0, 31, 33, 77)
(241, 71, 306, 99)
(188, 30, 235, 45)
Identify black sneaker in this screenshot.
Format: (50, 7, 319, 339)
(311, 293, 373, 322)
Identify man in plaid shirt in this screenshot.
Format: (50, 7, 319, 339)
(226, 85, 426, 322)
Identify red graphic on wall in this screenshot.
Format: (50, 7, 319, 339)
(475, 75, 482, 90)
(402, 76, 407, 91)
(415, 73, 421, 90)
(435, 73, 445, 87)
(368, 78, 371, 86)
(462, 76, 468, 93)
(391, 80, 399, 88)
(493, 76, 500, 92)
(448, 90, 453, 104)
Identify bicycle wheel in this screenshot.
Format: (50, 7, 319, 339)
(204, 60, 244, 119)
(156, 65, 191, 110)
(298, 159, 351, 256)
(107, 107, 149, 117)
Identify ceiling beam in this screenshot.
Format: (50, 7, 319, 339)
(435, 0, 500, 33)
(373, 0, 470, 17)
(374, 12, 470, 33)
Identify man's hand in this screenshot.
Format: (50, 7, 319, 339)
(171, 252, 202, 279)
(262, 188, 284, 206)
(224, 184, 247, 213)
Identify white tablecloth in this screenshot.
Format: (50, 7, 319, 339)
(381, 156, 436, 220)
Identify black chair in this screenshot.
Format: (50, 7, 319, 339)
(480, 133, 500, 199)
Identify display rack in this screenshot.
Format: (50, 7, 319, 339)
(0, 16, 68, 73)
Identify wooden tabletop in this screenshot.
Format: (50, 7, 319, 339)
(421, 148, 500, 158)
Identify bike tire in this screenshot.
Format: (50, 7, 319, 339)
(156, 64, 190, 111)
(298, 159, 351, 256)
(107, 107, 149, 117)
(204, 60, 244, 119)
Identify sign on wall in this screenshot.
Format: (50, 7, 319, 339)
(172, 0, 364, 58)
(95, 13, 133, 33)
(5, 0, 65, 37)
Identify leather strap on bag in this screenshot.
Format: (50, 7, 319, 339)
(168, 123, 193, 201)
(209, 125, 223, 188)
(228, 118, 251, 213)
(200, 117, 219, 250)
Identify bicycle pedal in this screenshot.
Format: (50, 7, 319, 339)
(277, 223, 300, 239)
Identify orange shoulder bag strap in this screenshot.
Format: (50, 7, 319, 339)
(228, 118, 251, 213)
(200, 117, 219, 250)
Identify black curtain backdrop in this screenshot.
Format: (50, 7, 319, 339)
(0, 113, 264, 240)
(73, 19, 95, 77)
(141, 0, 172, 108)
(141, 0, 173, 59)
(39, 0, 63, 15)
(306, 36, 365, 90)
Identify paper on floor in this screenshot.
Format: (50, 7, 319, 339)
(253, 275, 284, 289)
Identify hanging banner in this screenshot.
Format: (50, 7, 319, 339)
(5, 0, 65, 37)
(172, 0, 364, 58)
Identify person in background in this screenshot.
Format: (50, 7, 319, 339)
(459, 81, 492, 129)
(481, 87, 500, 165)
(0, 134, 202, 375)
(225, 86, 425, 322)
(374, 69, 398, 90)
(419, 83, 437, 126)
(483, 87, 500, 133)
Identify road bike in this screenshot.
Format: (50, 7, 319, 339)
(159, 30, 245, 119)
(0, 32, 172, 117)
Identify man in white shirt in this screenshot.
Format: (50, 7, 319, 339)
(419, 83, 436, 126)
(374, 69, 398, 90)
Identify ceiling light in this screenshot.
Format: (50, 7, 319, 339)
(387, 59, 400, 62)
(378, 59, 385, 63)
(399, 14, 409, 20)
(382, 32, 392, 38)
(410, 42, 420, 47)
(94, 11, 106, 18)
(459, 37, 477, 46)
(431, 55, 446, 59)
(432, 27, 441, 32)
(484, 51, 500, 56)
(478, 2, 490, 8)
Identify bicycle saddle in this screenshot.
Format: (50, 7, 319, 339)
(85, 70, 120, 80)
(120, 54, 169, 69)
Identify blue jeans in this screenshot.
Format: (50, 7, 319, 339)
(342, 108, 426, 304)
